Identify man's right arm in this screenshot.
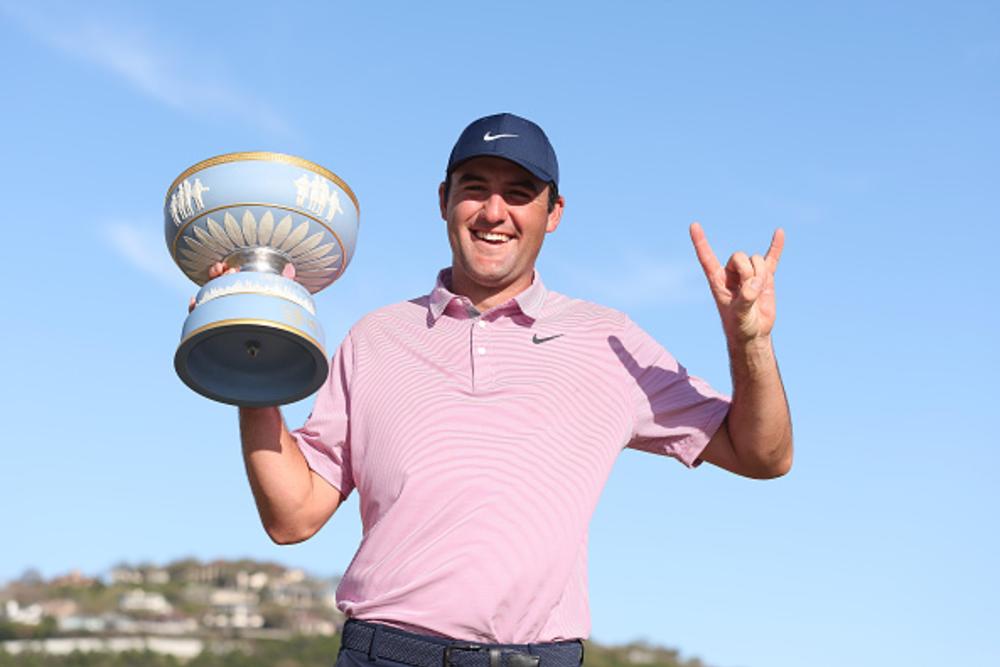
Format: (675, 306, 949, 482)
(239, 406, 344, 544)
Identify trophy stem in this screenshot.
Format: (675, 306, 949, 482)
(223, 247, 291, 275)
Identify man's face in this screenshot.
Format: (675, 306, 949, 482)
(439, 157, 564, 300)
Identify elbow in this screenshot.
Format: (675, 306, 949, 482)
(760, 452, 793, 479)
(741, 435, 793, 480)
(757, 436, 794, 479)
(262, 519, 320, 545)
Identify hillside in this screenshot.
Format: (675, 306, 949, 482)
(0, 560, 710, 667)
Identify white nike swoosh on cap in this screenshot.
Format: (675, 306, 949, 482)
(483, 131, 519, 142)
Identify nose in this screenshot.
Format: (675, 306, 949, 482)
(482, 192, 507, 224)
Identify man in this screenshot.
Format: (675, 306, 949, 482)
(233, 113, 792, 667)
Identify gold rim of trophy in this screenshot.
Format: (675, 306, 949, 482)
(165, 151, 360, 212)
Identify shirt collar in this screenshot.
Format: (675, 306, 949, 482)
(428, 268, 548, 323)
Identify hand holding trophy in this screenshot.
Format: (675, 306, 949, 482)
(164, 152, 359, 407)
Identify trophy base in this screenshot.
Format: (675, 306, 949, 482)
(175, 273, 329, 407)
(175, 320, 328, 407)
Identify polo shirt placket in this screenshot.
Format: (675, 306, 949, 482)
(470, 315, 491, 392)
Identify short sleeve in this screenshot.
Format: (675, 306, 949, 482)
(291, 331, 356, 497)
(619, 319, 731, 468)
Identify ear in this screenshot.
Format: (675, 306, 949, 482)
(438, 182, 448, 220)
(546, 194, 565, 233)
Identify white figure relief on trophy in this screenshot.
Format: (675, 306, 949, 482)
(292, 172, 343, 221)
(308, 174, 330, 215)
(170, 178, 210, 227)
(181, 180, 193, 217)
(170, 194, 181, 227)
(325, 190, 344, 222)
(293, 174, 311, 207)
(191, 178, 210, 210)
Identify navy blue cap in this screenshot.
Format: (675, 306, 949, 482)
(446, 112, 559, 188)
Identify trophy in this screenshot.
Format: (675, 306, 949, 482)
(164, 152, 359, 406)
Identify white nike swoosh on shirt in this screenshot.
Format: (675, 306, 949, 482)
(483, 132, 519, 142)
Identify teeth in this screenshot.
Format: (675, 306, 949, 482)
(474, 231, 512, 242)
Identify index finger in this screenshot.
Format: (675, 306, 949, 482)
(764, 228, 785, 272)
(689, 222, 722, 278)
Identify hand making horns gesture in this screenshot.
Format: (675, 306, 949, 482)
(689, 222, 785, 344)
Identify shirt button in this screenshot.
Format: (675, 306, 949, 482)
(477, 347, 487, 356)
(477, 320, 487, 329)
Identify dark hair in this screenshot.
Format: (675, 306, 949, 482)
(443, 173, 560, 213)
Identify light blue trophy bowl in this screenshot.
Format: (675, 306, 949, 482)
(165, 152, 359, 406)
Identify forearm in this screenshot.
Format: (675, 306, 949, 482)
(725, 335, 793, 477)
(238, 407, 326, 543)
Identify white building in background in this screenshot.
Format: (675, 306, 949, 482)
(119, 589, 173, 614)
(0, 637, 204, 660)
(58, 614, 108, 633)
(4, 600, 43, 625)
(144, 568, 170, 585)
(108, 567, 143, 585)
(235, 570, 270, 590)
(109, 565, 171, 586)
(203, 603, 264, 630)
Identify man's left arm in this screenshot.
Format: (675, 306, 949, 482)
(689, 223, 793, 479)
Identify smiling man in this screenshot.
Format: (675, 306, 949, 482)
(235, 112, 792, 667)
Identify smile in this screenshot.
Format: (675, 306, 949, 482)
(472, 230, 513, 244)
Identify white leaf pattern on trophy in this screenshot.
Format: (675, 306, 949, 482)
(224, 212, 245, 247)
(271, 215, 293, 247)
(325, 190, 344, 222)
(183, 236, 218, 263)
(242, 210, 257, 245)
(289, 231, 324, 258)
(179, 258, 203, 278)
(297, 265, 335, 278)
(257, 211, 275, 245)
(299, 270, 339, 283)
(293, 174, 311, 207)
(194, 225, 228, 255)
(297, 242, 335, 263)
(280, 221, 310, 252)
(207, 218, 236, 251)
(298, 255, 340, 270)
(300, 261, 340, 273)
(303, 249, 340, 264)
(180, 247, 210, 265)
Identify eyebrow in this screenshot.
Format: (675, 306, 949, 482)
(456, 173, 541, 193)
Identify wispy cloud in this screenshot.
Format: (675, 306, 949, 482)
(102, 222, 192, 294)
(1, 3, 288, 134)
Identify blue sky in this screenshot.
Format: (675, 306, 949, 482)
(0, 2, 997, 666)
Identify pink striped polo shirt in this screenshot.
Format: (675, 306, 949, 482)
(293, 270, 730, 644)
